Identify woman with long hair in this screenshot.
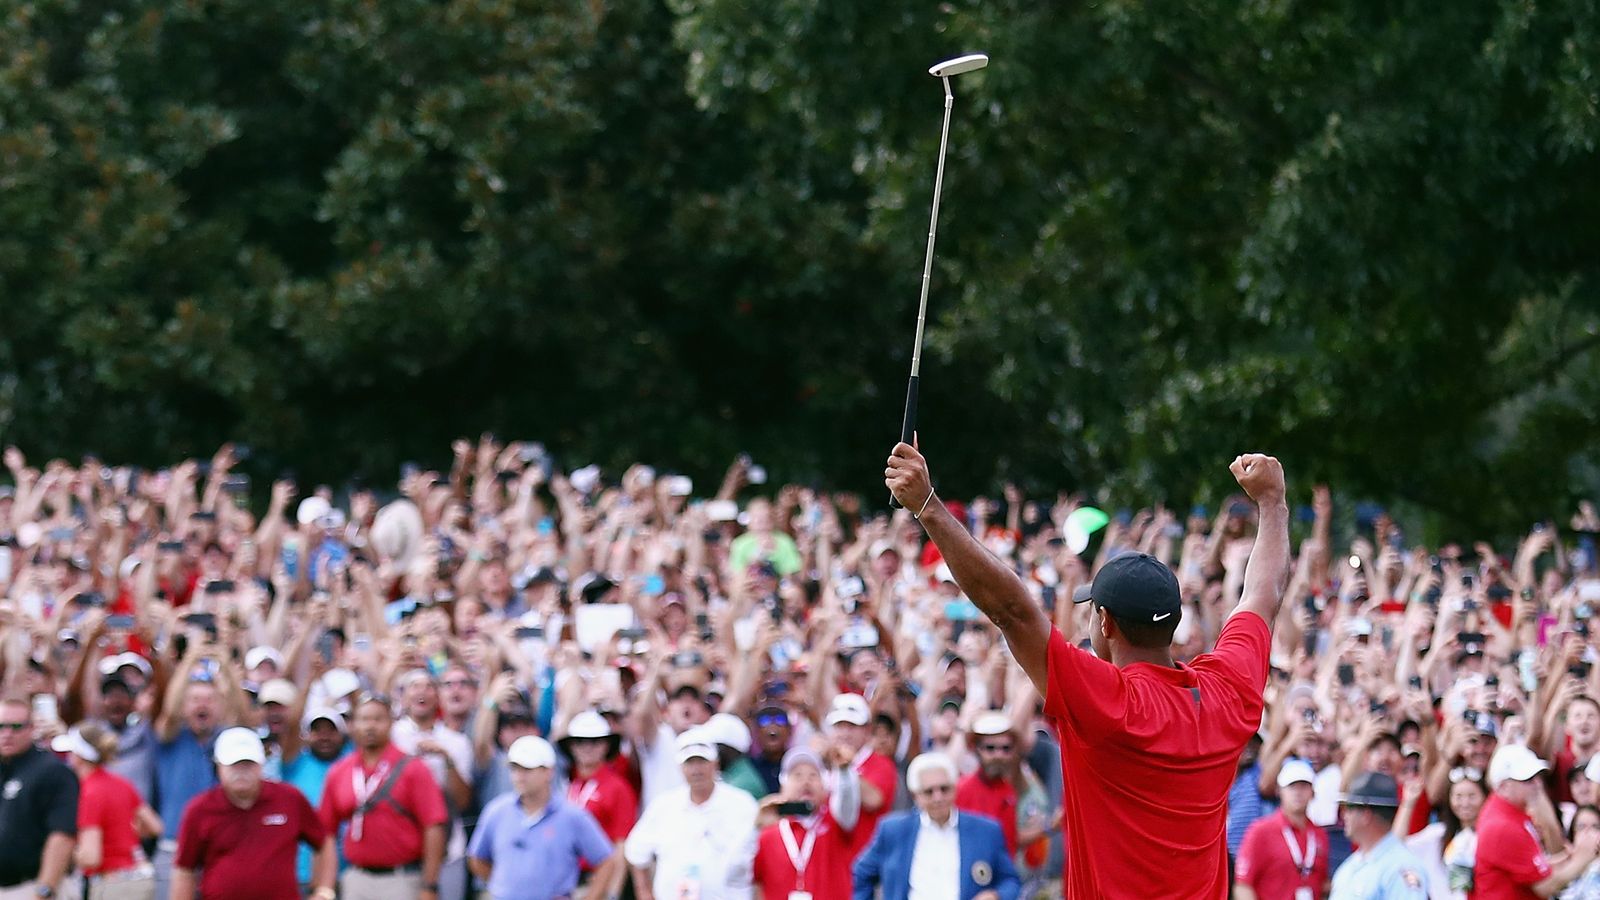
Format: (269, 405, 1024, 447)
(1401, 769, 1487, 900)
(1561, 805, 1600, 900)
(55, 724, 162, 900)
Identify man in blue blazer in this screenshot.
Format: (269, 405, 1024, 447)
(853, 752, 1020, 900)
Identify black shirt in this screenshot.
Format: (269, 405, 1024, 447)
(0, 746, 80, 886)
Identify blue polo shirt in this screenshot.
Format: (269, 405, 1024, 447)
(284, 743, 352, 884)
(467, 792, 613, 900)
(155, 728, 217, 840)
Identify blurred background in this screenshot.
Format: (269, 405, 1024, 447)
(1, 0, 1597, 537)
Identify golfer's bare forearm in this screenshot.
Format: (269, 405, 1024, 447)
(1234, 502, 1291, 626)
(919, 498, 1050, 684)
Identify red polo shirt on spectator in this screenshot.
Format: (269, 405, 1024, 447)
(77, 768, 141, 877)
(1473, 792, 1551, 900)
(956, 771, 1018, 853)
(752, 810, 855, 898)
(175, 780, 325, 900)
(1234, 809, 1329, 900)
(849, 751, 898, 856)
(1044, 610, 1270, 899)
(568, 765, 638, 843)
(318, 745, 448, 868)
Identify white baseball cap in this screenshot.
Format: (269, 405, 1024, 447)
(825, 693, 871, 728)
(98, 652, 152, 679)
(1488, 743, 1549, 788)
(704, 713, 752, 753)
(302, 707, 347, 735)
(1277, 759, 1317, 788)
(245, 646, 285, 672)
(214, 727, 266, 766)
(507, 736, 557, 770)
(565, 710, 613, 740)
(258, 679, 298, 707)
(674, 728, 718, 764)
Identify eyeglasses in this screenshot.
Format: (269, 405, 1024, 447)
(978, 742, 1014, 754)
(917, 783, 954, 797)
(0, 722, 29, 732)
(1449, 766, 1483, 783)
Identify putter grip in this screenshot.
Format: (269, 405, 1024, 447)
(889, 375, 919, 509)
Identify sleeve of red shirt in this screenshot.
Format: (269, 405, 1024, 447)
(401, 758, 450, 828)
(1478, 821, 1552, 886)
(174, 798, 207, 870)
(1233, 817, 1266, 887)
(1206, 612, 1271, 694)
(1041, 626, 1130, 740)
(292, 786, 327, 849)
(76, 777, 104, 832)
(860, 755, 898, 812)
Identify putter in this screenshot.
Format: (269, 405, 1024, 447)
(891, 53, 989, 508)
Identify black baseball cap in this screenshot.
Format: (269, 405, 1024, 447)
(1072, 552, 1182, 625)
(1340, 770, 1401, 808)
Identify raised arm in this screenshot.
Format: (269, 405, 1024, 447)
(886, 442, 1051, 690)
(1226, 454, 1291, 629)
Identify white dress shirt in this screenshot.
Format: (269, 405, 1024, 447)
(909, 811, 961, 900)
(625, 781, 758, 900)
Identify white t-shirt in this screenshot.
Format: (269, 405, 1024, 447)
(1405, 821, 1464, 900)
(392, 716, 474, 859)
(637, 722, 687, 808)
(624, 781, 758, 900)
(1307, 761, 1342, 827)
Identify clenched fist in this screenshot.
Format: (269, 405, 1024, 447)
(1230, 453, 1286, 507)
(885, 443, 934, 513)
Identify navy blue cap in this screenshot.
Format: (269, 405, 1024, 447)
(1072, 552, 1183, 624)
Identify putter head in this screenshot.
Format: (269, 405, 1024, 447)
(929, 54, 989, 78)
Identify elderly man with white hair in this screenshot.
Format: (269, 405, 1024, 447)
(853, 751, 1020, 900)
(751, 745, 862, 898)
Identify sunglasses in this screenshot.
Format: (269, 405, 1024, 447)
(756, 714, 789, 728)
(1449, 766, 1483, 783)
(917, 783, 954, 797)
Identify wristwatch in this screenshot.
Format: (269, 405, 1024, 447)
(34, 887, 54, 899)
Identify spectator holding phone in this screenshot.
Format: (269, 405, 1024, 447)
(752, 746, 861, 899)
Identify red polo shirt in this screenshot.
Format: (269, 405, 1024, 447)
(752, 810, 855, 898)
(1044, 610, 1270, 899)
(318, 744, 448, 868)
(956, 771, 1018, 853)
(1472, 793, 1550, 900)
(1235, 810, 1329, 899)
(568, 765, 638, 842)
(78, 768, 142, 877)
(175, 781, 325, 900)
(849, 751, 899, 857)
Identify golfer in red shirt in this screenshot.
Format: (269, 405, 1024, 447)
(887, 445, 1290, 899)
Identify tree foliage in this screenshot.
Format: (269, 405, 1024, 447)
(1, 0, 1597, 535)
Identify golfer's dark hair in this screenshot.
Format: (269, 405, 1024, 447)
(1106, 608, 1180, 649)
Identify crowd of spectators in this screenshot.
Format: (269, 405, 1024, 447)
(1, 436, 1599, 899)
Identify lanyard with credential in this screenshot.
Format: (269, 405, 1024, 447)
(779, 819, 819, 887)
(1282, 824, 1316, 879)
(350, 760, 391, 841)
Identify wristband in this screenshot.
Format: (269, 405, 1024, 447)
(913, 489, 935, 520)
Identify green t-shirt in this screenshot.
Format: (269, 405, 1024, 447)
(729, 530, 804, 576)
(724, 757, 769, 800)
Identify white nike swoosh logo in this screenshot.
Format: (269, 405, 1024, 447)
(1151, 612, 1172, 621)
